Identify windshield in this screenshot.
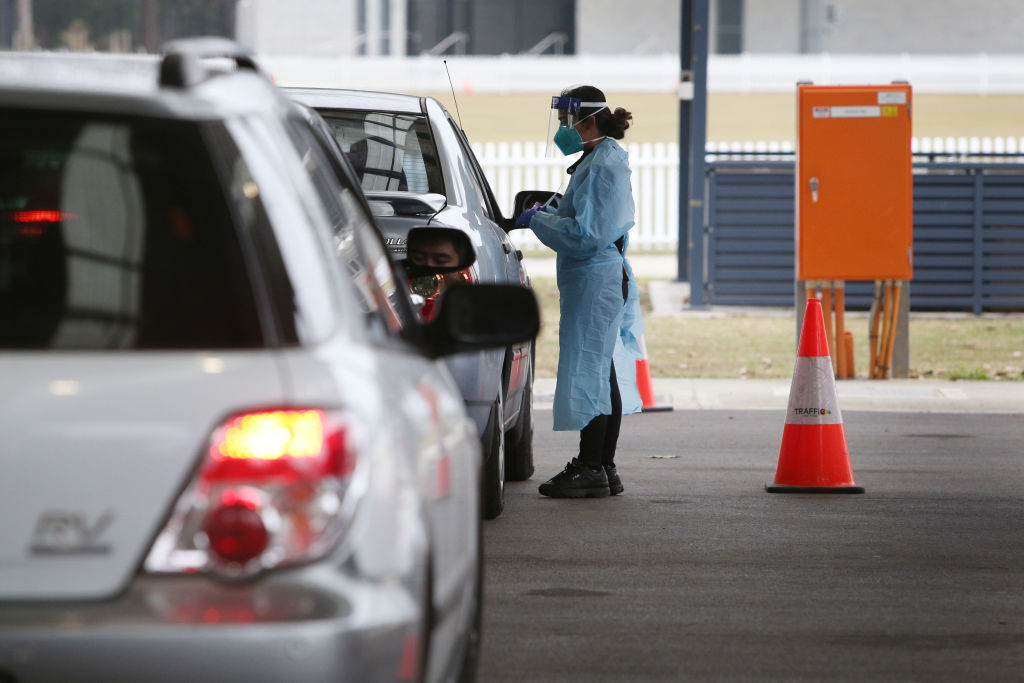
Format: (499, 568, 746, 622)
(317, 110, 445, 196)
(0, 110, 262, 350)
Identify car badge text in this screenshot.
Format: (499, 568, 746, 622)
(30, 510, 114, 555)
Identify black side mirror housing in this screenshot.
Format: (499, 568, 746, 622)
(508, 190, 562, 230)
(411, 284, 540, 358)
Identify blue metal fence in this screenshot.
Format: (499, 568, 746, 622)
(703, 159, 1024, 312)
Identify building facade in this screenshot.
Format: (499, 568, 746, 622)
(4, 0, 1021, 57)
(745, 0, 1024, 54)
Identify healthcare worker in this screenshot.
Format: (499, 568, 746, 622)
(516, 85, 645, 498)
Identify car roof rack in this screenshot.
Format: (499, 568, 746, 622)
(159, 37, 261, 89)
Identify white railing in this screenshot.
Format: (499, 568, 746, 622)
(475, 136, 1024, 250)
(912, 135, 1024, 156)
(474, 140, 682, 250)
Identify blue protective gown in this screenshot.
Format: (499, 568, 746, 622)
(529, 139, 645, 431)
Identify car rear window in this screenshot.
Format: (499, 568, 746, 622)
(318, 110, 445, 196)
(0, 110, 263, 350)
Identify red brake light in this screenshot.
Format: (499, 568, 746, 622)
(204, 409, 352, 484)
(204, 489, 269, 564)
(9, 210, 78, 223)
(144, 408, 363, 578)
(215, 410, 324, 459)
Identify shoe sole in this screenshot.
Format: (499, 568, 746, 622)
(538, 486, 611, 499)
(609, 483, 624, 495)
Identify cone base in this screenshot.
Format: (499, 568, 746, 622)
(772, 423, 858, 488)
(765, 483, 865, 494)
(641, 406, 673, 413)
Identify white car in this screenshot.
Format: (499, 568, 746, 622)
(287, 87, 537, 520)
(0, 39, 538, 683)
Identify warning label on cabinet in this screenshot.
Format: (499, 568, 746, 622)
(830, 106, 881, 118)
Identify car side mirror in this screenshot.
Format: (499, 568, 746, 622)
(508, 190, 562, 230)
(401, 226, 475, 275)
(412, 284, 540, 358)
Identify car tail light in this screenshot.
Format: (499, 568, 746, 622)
(409, 265, 478, 321)
(5, 209, 78, 236)
(8, 210, 78, 223)
(144, 408, 366, 579)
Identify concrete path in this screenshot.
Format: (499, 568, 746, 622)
(534, 377, 1024, 415)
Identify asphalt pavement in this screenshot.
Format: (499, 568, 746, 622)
(479, 408, 1024, 682)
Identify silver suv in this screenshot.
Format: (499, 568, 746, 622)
(0, 39, 537, 683)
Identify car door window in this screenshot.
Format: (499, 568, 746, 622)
(283, 118, 408, 335)
(318, 110, 445, 196)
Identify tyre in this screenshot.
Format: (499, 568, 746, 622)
(504, 360, 534, 481)
(481, 392, 505, 520)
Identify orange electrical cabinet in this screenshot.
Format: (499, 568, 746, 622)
(797, 84, 913, 281)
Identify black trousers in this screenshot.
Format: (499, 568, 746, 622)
(578, 361, 622, 468)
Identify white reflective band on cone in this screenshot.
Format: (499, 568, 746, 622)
(785, 356, 843, 425)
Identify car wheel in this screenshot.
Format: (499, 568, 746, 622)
(504, 359, 534, 481)
(481, 392, 504, 520)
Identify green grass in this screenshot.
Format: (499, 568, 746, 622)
(533, 277, 1024, 381)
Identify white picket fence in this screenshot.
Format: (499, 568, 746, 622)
(473, 136, 1024, 250)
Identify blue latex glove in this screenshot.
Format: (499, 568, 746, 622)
(515, 207, 538, 228)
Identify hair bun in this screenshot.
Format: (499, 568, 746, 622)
(608, 107, 632, 137)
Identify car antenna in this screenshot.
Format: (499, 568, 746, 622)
(422, 59, 460, 229)
(443, 59, 464, 131)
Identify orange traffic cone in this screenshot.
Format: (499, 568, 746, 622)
(766, 298, 864, 493)
(635, 335, 672, 413)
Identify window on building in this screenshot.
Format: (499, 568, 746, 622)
(716, 0, 743, 54)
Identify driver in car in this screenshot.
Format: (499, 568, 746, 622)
(407, 231, 468, 269)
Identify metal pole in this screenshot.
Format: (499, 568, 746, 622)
(13, 0, 32, 50)
(687, 0, 710, 308)
(144, 0, 158, 53)
(677, 1, 693, 282)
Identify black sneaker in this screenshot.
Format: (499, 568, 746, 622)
(538, 458, 610, 498)
(604, 465, 624, 496)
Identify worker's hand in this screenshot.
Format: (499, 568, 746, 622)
(515, 207, 538, 227)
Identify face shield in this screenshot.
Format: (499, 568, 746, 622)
(545, 96, 607, 157)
